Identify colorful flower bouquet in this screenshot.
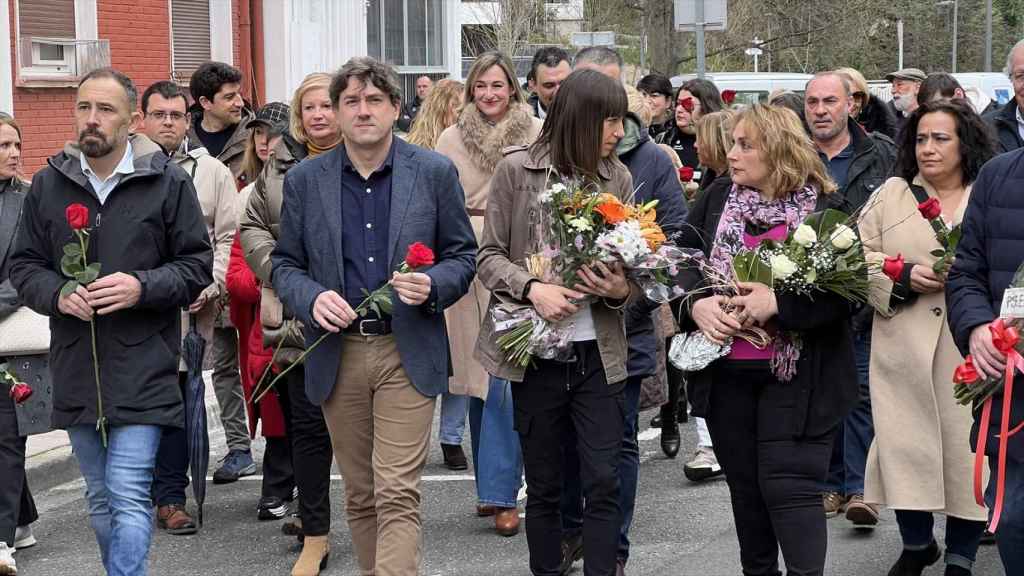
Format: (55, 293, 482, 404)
(494, 177, 701, 368)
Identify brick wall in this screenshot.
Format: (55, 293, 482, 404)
(9, 0, 173, 175)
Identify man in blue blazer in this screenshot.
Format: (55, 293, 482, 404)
(271, 57, 476, 576)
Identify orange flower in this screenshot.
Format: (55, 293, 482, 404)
(641, 223, 667, 251)
(595, 195, 628, 224)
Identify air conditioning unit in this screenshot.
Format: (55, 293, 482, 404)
(17, 37, 111, 83)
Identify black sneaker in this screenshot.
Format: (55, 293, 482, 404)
(257, 496, 289, 520)
(441, 443, 468, 471)
(559, 531, 583, 575)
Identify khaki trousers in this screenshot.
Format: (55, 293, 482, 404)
(322, 334, 436, 576)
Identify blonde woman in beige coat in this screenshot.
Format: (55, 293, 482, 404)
(435, 51, 542, 537)
(859, 99, 995, 576)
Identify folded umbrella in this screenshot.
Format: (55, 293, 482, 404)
(182, 314, 209, 526)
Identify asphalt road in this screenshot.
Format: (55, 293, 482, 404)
(17, 406, 1006, 576)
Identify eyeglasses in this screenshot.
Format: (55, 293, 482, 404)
(147, 111, 187, 122)
(852, 91, 866, 99)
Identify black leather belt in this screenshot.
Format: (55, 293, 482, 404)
(343, 318, 393, 336)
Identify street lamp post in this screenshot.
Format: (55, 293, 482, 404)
(937, 0, 959, 72)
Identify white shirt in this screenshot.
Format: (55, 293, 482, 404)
(569, 302, 596, 342)
(80, 141, 135, 205)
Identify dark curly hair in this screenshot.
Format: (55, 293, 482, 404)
(189, 61, 243, 105)
(896, 98, 997, 186)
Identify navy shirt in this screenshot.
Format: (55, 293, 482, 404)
(819, 142, 855, 191)
(339, 142, 394, 313)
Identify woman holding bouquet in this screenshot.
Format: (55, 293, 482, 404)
(859, 98, 996, 576)
(435, 52, 542, 536)
(678, 104, 857, 576)
(476, 68, 633, 576)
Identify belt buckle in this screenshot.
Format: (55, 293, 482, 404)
(358, 319, 377, 337)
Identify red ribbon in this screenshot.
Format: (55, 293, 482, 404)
(974, 319, 1024, 533)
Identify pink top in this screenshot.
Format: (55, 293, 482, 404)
(729, 224, 788, 360)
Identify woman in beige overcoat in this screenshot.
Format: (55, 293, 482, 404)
(859, 98, 995, 576)
(435, 51, 542, 537)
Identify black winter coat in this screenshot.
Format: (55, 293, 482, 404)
(833, 119, 897, 214)
(947, 148, 1024, 462)
(676, 178, 858, 438)
(619, 115, 688, 378)
(9, 135, 213, 430)
(982, 99, 1024, 154)
(858, 94, 898, 140)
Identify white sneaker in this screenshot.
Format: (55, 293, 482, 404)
(13, 526, 34, 550)
(0, 542, 16, 575)
(683, 446, 724, 482)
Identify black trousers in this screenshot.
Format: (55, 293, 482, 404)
(512, 341, 625, 576)
(706, 360, 834, 576)
(261, 435, 294, 501)
(152, 373, 190, 506)
(0, 389, 38, 546)
(275, 365, 333, 536)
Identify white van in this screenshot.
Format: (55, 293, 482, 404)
(952, 73, 1013, 106)
(669, 72, 814, 105)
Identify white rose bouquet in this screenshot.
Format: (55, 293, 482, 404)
(733, 208, 872, 304)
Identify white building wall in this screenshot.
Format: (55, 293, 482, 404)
(262, 0, 369, 103)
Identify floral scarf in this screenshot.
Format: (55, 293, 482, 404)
(709, 183, 818, 381)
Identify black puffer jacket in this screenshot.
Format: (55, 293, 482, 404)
(947, 148, 1024, 462)
(858, 94, 898, 139)
(9, 135, 213, 430)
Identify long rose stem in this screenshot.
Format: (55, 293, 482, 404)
(80, 231, 106, 447)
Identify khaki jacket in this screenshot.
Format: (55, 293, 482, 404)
(238, 136, 307, 363)
(860, 176, 987, 520)
(435, 103, 542, 399)
(173, 144, 238, 368)
(474, 144, 634, 384)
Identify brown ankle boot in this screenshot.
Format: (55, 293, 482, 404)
(291, 535, 329, 576)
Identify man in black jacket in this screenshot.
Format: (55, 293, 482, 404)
(805, 72, 896, 529)
(947, 147, 1024, 575)
(983, 40, 1024, 154)
(397, 75, 433, 132)
(9, 68, 212, 576)
(527, 47, 571, 120)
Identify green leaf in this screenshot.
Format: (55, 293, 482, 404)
(59, 280, 79, 299)
(803, 208, 851, 238)
(930, 248, 946, 258)
(948, 226, 962, 251)
(60, 254, 84, 277)
(733, 250, 773, 286)
(75, 262, 101, 285)
(63, 243, 82, 257)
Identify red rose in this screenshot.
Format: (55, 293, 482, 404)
(953, 356, 980, 385)
(66, 203, 90, 230)
(917, 197, 942, 220)
(9, 382, 32, 404)
(679, 97, 695, 112)
(721, 90, 737, 105)
(678, 166, 695, 182)
(404, 242, 435, 269)
(882, 253, 905, 282)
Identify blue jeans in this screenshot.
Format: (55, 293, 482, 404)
(825, 329, 873, 495)
(895, 509, 985, 571)
(469, 377, 523, 508)
(561, 375, 642, 563)
(439, 392, 469, 445)
(986, 456, 1024, 574)
(68, 424, 161, 576)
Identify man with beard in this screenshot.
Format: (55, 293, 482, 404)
(8, 67, 211, 576)
(804, 72, 896, 530)
(886, 68, 926, 138)
(141, 80, 238, 535)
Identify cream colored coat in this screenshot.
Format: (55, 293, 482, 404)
(860, 176, 987, 520)
(435, 103, 542, 399)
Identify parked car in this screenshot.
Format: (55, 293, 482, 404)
(670, 72, 814, 105)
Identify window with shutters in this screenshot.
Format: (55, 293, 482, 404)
(15, 0, 109, 82)
(170, 0, 212, 85)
